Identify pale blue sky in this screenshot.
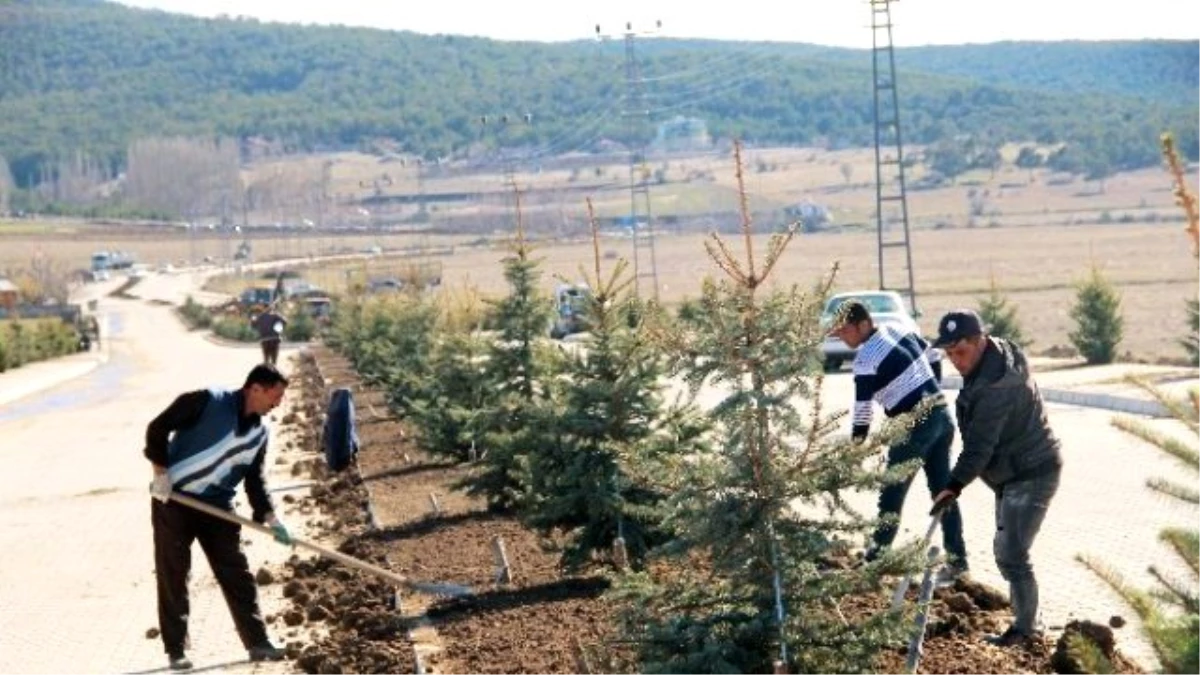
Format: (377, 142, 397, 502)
(116, 0, 1198, 48)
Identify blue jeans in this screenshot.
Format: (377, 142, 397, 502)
(870, 404, 968, 564)
(995, 469, 1060, 634)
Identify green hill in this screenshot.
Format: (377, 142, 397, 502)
(0, 0, 1195, 188)
(654, 39, 1198, 107)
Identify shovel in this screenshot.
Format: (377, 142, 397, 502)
(889, 507, 945, 611)
(169, 491, 472, 598)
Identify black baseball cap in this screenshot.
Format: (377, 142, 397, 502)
(932, 310, 984, 348)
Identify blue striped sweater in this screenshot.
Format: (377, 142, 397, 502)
(851, 324, 942, 440)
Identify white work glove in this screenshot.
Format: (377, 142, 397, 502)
(150, 472, 172, 503)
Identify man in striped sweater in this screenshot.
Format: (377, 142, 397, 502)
(828, 300, 967, 583)
(145, 364, 293, 671)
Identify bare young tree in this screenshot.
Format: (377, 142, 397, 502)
(124, 137, 242, 220)
(41, 151, 110, 206)
(0, 154, 13, 215)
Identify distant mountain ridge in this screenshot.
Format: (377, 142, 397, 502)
(0, 0, 1195, 186)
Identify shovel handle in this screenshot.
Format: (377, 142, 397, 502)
(168, 491, 413, 588)
(889, 512, 945, 611)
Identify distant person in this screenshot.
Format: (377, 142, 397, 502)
(827, 300, 968, 584)
(88, 315, 101, 350)
(145, 364, 292, 671)
(252, 306, 287, 365)
(930, 310, 1063, 647)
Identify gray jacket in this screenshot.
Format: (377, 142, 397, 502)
(948, 337, 1062, 492)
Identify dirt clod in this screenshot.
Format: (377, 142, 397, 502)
(145, 627, 159, 639)
(282, 609, 305, 627)
(1051, 620, 1118, 674)
(255, 567, 275, 585)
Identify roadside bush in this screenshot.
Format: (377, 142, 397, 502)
(177, 295, 213, 329)
(211, 316, 257, 342)
(284, 308, 316, 342)
(0, 319, 80, 372)
(1068, 265, 1124, 364)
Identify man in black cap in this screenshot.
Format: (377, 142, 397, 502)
(828, 299, 967, 584)
(930, 309, 1063, 647)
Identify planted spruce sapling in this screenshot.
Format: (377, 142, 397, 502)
(612, 141, 919, 674)
(523, 199, 709, 570)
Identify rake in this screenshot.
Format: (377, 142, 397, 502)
(170, 491, 472, 598)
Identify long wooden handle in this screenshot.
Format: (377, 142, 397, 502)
(168, 491, 413, 588)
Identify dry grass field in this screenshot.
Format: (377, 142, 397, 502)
(263, 145, 1190, 230)
(0, 224, 472, 273)
(420, 221, 1196, 362)
(3, 145, 1196, 362)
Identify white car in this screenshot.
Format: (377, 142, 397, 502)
(819, 290, 942, 377)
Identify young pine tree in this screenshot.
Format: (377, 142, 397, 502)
(1075, 138, 1199, 673)
(523, 199, 709, 570)
(613, 142, 915, 674)
(1161, 132, 1199, 366)
(1069, 265, 1124, 365)
(406, 286, 495, 462)
(977, 273, 1029, 348)
(460, 181, 561, 511)
(1079, 380, 1198, 673)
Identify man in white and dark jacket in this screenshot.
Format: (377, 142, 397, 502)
(144, 363, 293, 671)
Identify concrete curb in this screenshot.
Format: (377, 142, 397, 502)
(940, 375, 1171, 417)
(0, 349, 108, 408)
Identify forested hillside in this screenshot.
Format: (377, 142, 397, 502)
(0, 0, 1195, 188)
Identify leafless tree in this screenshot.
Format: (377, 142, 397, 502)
(0, 154, 13, 215)
(124, 137, 242, 220)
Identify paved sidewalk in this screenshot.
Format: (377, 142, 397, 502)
(0, 290, 312, 674)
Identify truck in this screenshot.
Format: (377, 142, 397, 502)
(90, 250, 136, 281)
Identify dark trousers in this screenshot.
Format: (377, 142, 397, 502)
(994, 469, 1060, 633)
(260, 338, 280, 365)
(870, 404, 968, 564)
(151, 499, 269, 655)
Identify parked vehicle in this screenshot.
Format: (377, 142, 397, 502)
(819, 290, 942, 378)
(550, 283, 592, 340)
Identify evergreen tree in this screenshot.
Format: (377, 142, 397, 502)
(1183, 299, 1199, 367)
(406, 286, 495, 462)
(326, 295, 438, 415)
(1069, 265, 1124, 365)
(976, 273, 1029, 347)
(613, 143, 916, 674)
(460, 182, 561, 511)
(1084, 133, 1200, 667)
(1079, 380, 1198, 673)
(524, 200, 709, 570)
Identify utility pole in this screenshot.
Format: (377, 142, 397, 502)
(597, 21, 661, 301)
(479, 113, 533, 230)
(870, 0, 918, 315)
(479, 113, 533, 184)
